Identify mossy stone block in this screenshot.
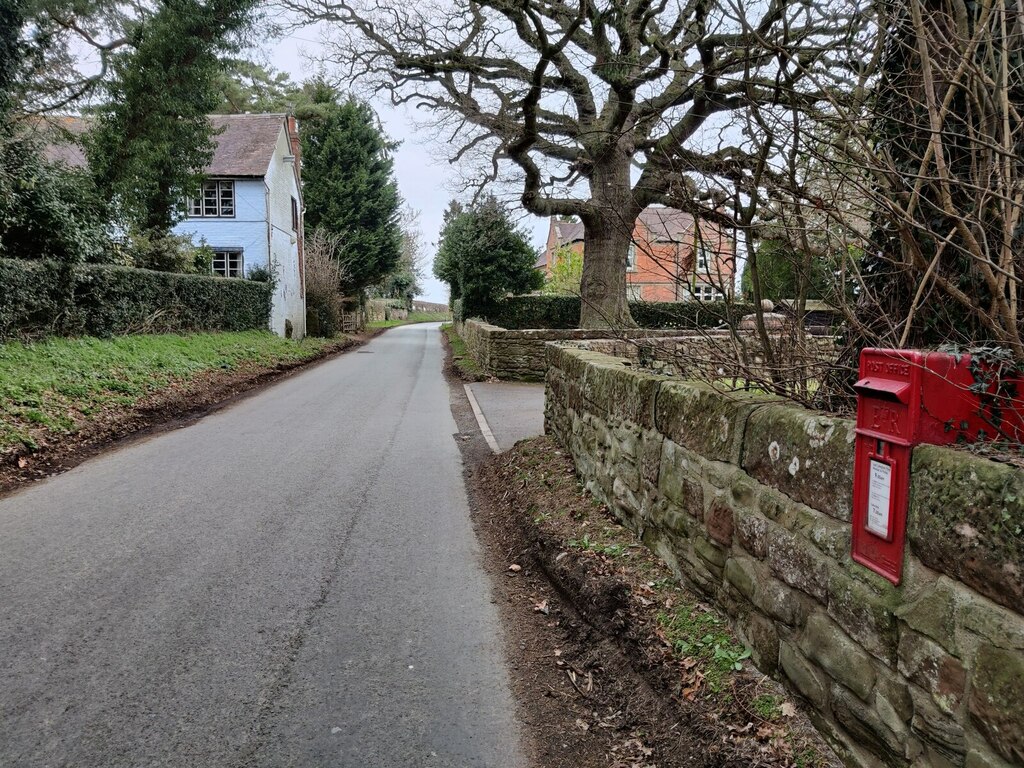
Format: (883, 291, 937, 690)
(909, 444, 1024, 613)
(968, 644, 1024, 763)
(895, 578, 960, 656)
(655, 381, 770, 463)
(827, 569, 898, 664)
(799, 613, 877, 701)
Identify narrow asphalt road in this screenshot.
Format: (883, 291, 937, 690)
(0, 324, 525, 768)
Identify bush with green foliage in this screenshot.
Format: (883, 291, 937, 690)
(0, 132, 115, 264)
(126, 231, 214, 274)
(0, 258, 271, 338)
(541, 246, 583, 296)
(246, 263, 276, 286)
(433, 197, 543, 319)
(740, 239, 837, 302)
(475, 295, 757, 330)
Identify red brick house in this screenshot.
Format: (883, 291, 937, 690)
(537, 206, 735, 302)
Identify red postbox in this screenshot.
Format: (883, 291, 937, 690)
(852, 348, 1024, 583)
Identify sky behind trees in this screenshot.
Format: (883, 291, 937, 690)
(266, 26, 549, 304)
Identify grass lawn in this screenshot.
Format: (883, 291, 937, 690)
(368, 310, 451, 329)
(0, 331, 338, 453)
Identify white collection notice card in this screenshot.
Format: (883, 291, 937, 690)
(867, 459, 893, 537)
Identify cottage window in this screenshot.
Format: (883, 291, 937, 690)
(189, 181, 235, 218)
(291, 197, 299, 231)
(212, 249, 243, 278)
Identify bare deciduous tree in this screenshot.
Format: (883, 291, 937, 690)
(286, 0, 858, 328)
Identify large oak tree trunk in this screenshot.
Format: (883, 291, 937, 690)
(579, 153, 639, 329)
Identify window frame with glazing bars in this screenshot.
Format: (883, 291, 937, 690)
(189, 180, 236, 218)
(211, 249, 244, 278)
(692, 284, 721, 301)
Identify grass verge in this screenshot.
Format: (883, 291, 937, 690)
(441, 323, 487, 380)
(0, 331, 340, 455)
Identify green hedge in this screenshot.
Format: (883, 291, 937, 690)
(480, 295, 758, 330)
(1, 258, 271, 339)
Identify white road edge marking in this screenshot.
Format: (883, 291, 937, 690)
(464, 383, 502, 455)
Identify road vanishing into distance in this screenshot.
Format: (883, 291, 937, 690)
(0, 324, 525, 768)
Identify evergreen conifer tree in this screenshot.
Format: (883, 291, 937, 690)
(87, 0, 258, 233)
(433, 197, 542, 318)
(300, 88, 402, 292)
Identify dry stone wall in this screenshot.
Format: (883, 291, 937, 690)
(545, 343, 1024, 768)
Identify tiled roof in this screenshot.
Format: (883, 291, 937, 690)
(206, 114, 286, 177)
(33, 115, 90, 169)
(637, 206, 694, 242)
(548, 207, 695, 249)
(33, 113, 286, 178)
(552, 220, 585, 246)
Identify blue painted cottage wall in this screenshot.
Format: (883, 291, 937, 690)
(172, 179, 270, 277)
(171, 117, 306, 339)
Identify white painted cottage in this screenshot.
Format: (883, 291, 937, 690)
(173, 114, 306, 338)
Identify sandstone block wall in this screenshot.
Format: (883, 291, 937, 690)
(545, 343, 1024, 768)
(458, 318, 838, 382)
(457, 318, 683, 381)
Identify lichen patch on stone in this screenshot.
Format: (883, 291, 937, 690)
(805, 420, 836, 449)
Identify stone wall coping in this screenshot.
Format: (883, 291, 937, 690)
(463, 317, 689, 340)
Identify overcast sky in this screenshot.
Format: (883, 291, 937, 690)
(265, 28, 550, 304)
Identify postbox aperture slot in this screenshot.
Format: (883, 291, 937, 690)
(854, 377, 912, 404)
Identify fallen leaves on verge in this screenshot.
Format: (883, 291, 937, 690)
(610, 734, 656, 768)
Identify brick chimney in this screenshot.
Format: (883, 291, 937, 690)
(285, 114, 302, 183)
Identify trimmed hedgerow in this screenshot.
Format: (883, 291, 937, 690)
(630, 300, 758, 330)
(481, 295, 757, 330)
(0, 258, 271, 339)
